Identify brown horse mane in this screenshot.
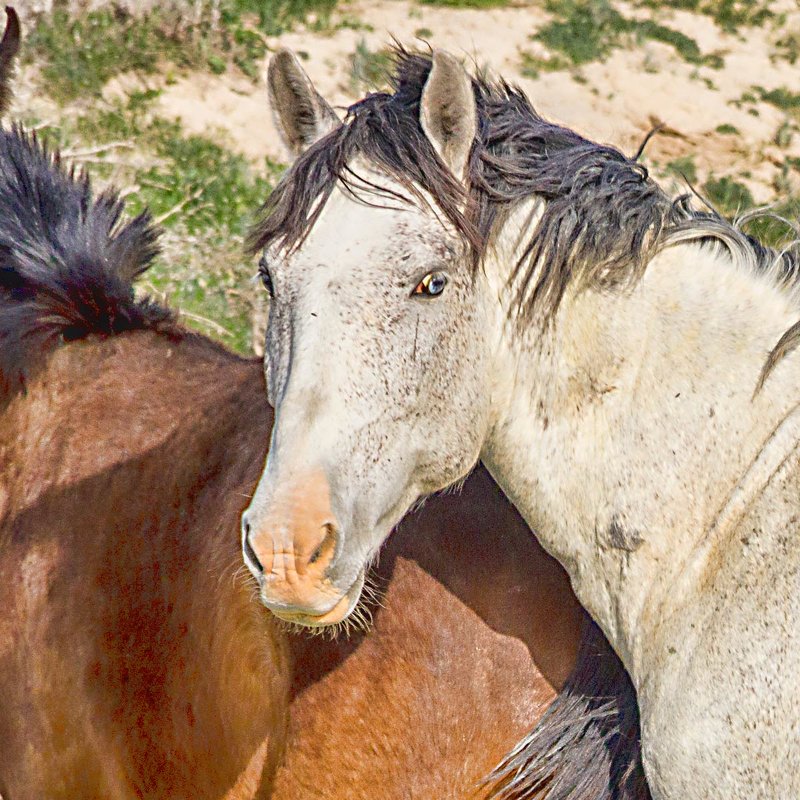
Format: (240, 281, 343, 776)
(249, 48, 799, 335)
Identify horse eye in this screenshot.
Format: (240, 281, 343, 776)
(412, 272, 448, 298)
(258, 257, 274, 297)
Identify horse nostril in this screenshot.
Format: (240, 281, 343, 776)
(308, 523, 337, 567)
(242, 520, 263, 576)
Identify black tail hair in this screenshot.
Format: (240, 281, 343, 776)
(487, 621, 650, 800)
(0, 127, 173, 397)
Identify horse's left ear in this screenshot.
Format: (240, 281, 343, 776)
(420, 51, 477, 182)
(0, 8, 20, 117)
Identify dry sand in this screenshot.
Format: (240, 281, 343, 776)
(142, 0, 800, 202)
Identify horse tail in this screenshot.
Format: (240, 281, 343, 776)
(485, 620, 650, 800)
(0, 128, 172, 399)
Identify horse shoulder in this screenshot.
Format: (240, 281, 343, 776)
(638, 431, 800, 799)
(0, 331, 289, 799)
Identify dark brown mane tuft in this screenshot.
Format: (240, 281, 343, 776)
(247, 49, 476, 260)
(248, 47, 672, 321)
(250, 47, 799, 328)
(486, 621, 651, 800)
(0, 126, 174, 399)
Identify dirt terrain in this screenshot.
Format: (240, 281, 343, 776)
(11, 0, 800, 351)
(158, 0, 800, 202)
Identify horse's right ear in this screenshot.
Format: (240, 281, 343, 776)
(267, 49, 339, 160)
(0, 7, 20, 117)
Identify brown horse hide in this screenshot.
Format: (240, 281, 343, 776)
(278, 468, 582, 799)
(0, 329, 583, 799)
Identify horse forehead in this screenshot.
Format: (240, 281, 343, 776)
(302, 189, 450, 266)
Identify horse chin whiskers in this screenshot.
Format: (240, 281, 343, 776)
(274, 570, 385, 640)
(361, 570, 387, 610)
(275, 605, 372, 641)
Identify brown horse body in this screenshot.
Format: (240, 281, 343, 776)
(0, 328, 582, 799)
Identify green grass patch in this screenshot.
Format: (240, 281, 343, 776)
(328, 15, 375, 33)
(703, 175, 754, 215)
(774, 31, 800, 65)
(636, 0, 773, 34)
(757, 86, 800, 112)
(350, 40, 394, 92)
(774, 120, 795, 148)
(136, 131, 272, 235)
(666, 155, 698, 184)
(520, 49, 573, 78)
(634, 20, 716, 66)
(715, 123, 740, 134)
(26, 1, 343, 103)
(230, 0, 338, 35)
(536, 0, 630, 65)
(26, 9, 185, 101)
(535, 0, 721, 68)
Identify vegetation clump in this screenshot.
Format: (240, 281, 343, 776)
(534, 0, 723, 69)
(26, 0, 339, 101)
(636, 0, 774, 33)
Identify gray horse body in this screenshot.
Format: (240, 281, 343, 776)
(637, 446, 800, 796)
(245, 48, 800, 799)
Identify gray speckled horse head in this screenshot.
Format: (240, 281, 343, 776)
(241, 50, 496, 626)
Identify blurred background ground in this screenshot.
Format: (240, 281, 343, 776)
(11, 0, 800, 353)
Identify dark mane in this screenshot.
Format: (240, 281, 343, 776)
(249, 49, 799, 329)
(0, 126, 173, 398)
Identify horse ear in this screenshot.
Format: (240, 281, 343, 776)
(0, 7, 20, 117)
(420, 51, 477, 181)
(267, 49, 339, 160)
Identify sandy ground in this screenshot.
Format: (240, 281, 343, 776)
(135, 0, 800, 202)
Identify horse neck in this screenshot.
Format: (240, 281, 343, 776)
(482, 235, 800, 677)
(1, 329, 278, 678)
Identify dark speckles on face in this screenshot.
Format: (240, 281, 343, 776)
(258, 194, 493, 565)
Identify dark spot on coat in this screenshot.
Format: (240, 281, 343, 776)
(608, 515, 644, 552)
